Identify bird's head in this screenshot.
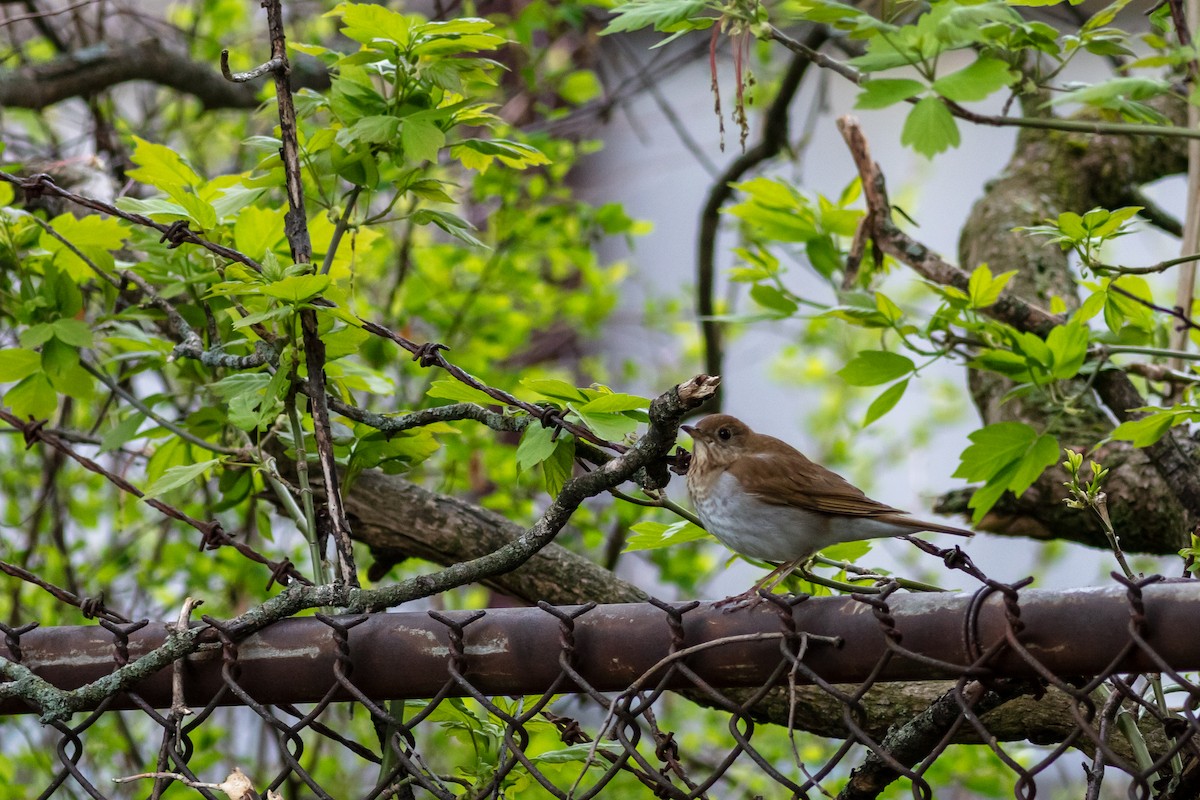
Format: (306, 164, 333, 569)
(681, 414, 754, 469)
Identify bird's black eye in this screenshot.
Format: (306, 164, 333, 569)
(717, 427, 732, 441)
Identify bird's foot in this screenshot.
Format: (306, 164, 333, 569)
(712, 589, 771, 611)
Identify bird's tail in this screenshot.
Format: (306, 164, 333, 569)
(889, 515, 974, 537)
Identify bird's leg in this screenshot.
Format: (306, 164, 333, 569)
(713, 558, 806, 610)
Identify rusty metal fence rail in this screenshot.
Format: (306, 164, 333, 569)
(4, 574, 1200, 798)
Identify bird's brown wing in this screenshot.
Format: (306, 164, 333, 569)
(727, 438, 905, 518)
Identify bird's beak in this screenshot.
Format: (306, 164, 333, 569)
(680, 424, 700, 439)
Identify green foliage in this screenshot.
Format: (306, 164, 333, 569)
(953, 423, 1059, 522)
(600, 0, 716, 36)
(1019, 206, 1142, 267)
(624, 519, 713, 551)
(0, 0, 639, 623)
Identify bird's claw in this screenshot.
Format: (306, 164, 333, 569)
(713, 590, 770, 611)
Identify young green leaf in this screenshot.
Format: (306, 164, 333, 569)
(1046, 321, 1090, 379)
(577, 393, 649, 413)
(838, 351, 915, 386)
(954, 422, 1059, 522)
(259, 274, 331, 303)
(1111, 411, 1182, 447)
(143, 459, 221, 500)
(953, 421, 1038, 483)
(901, 97, 961, 157)
(967, 263, 1017, 309)
(931, 57, 1016, 103)
(427, 379, 499, 406)
(624, 520, 713, 552)
(749, 284, 799, 316)
(863, 379, 909, 426)
(523, 379, 589, 404)
(516, 423, 558, 472)
(541, 436, 576, 495)
(0, 348, 42, 382)
(401, 117, 446, 164)
(3, 372, 57, 419)
(855, 78, 927, 109)
(571, 405, 639, 440)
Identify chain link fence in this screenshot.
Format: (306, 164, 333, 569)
(2, 572, 1200, 798)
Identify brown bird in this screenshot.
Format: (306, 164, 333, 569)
(682, 414, 973, 606)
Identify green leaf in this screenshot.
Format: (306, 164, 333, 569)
(749, 284, 799, 316)
(529, 742, 601, 765)
(572, 405, 639, 440)
(1046, 321, 1090, 379)
(1009, 433, 1059, 495)
(541, 436, 576, 495)
(1082, 0, 1134, 31)
(1014, 331, 1053, 368)
(259, 274, 331, 303)
(51, 318, 94, 347)
(875, 292, 904, 323)
(900, 97, 960, 157)
(806, 236, 842, 277)
(1102, 275, 1154, 334)
(348, 428, 442, 480)
(855, 78, 927, 109)
(99, 412, 146, 453)
(343, 115, 401, 145)
(517, 423, 558, 472)
(726, 177, 818, 242)
(1047, 77, 1171, 112)
(43, 213, 126, 282)
(3, 372, 57, 419)
(966, 469, 1012, 522)
(451, 138, 551, 172)
(0, 348, 41, 382)
(20, 325, 51, 349)
(126, 135, 202, 188)
(142, 459, 221, 499)
(953, 421, 1038, 482)
(410, 209, 484, 247)
(577, 393, 649, 413)
(401, 118, 446, 164)
(559, 70, 602, 104)
(931, 57, 1016, 103)
(211, 373, 272, 429)
(164, 187, 217, 230)
(1111, 411, 1181, 447)
(522, 379, 588, 404)
(970, 349, 1033, 378)
(330, 3, 412, 46)
(599, 0, 710, 35)
(838, 350, 915, 386)
(42, 339, 92, 400)
(954, 422, 1058, 522)
(967, 263, 1017, 309)
(863, 379, 908, 426)
(410, 18, 504, 56)
(624, 520, 712, 552)
(819, 540, 872, 562)
(427, 379, 498, 406)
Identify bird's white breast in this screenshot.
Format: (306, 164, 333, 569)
(690, 471, 903, 561)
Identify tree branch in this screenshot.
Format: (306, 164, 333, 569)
(0, 39, 329, 110)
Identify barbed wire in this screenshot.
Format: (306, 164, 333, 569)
(1, 574, 1198, 798)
